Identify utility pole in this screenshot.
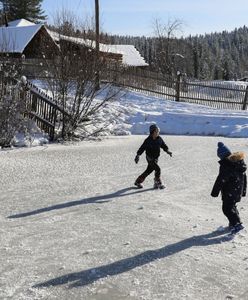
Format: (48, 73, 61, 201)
(95, 0, 100, 89)
(4, 12, 8, 27)
(2, 0, 9, 27)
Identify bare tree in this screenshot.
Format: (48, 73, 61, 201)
(153, 18, 184, 76)
(41, 10, 122, 140)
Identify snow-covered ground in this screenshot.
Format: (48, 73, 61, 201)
(24, 81, 248, 145)
(1, 135, 248, 300)
(114, 89, 248, 137)
(2, 83, 248, 299)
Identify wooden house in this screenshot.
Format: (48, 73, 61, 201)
(0, 19, 148, 67)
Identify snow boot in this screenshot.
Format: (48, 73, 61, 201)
(154, 178, 165, 189)
(134, 181, 143, 189)
(230, 223, 244, 234)
(134, 176, 144, 189)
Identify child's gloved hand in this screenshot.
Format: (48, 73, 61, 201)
(211, 192, 218, 197)
(134, 155, 140, 164)
(167, 151, 172, 157)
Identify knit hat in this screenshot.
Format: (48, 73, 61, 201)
(149, 124, 160, 134)
(217, 142, 231, 159)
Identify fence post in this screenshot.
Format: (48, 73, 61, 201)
(175, 71, 181, 102)
(242, 86, 248, 110)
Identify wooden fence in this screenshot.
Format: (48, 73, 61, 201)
(24, 81, 70, 140)
(0, 74, 69, 140)
(104, 68, 248, 110)
(1, 58, 248, 142)
(3, 58, 248, 110)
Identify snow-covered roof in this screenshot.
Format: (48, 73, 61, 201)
(0, 18, 148, 66)
(48, 30, 148, 66)
(103, 44, 148, 67)
(7, 19, 35, 27)
(0, 24, 42, 53)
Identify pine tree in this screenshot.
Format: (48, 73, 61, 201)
(1, 0, 46, 23)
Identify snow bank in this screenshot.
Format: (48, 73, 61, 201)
(7, 79, 248, 149)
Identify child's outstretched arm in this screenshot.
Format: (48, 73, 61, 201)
(161, 139, 172, 157)
(134, 155, 139, 164)
(134, 140, 147, 163)
(137, 140, 147, 156)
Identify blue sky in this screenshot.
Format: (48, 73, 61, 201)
(42, 0, 248, 37)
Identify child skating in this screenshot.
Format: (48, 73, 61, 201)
(134, 124, 172, 189)
(211, 142, 247, 234)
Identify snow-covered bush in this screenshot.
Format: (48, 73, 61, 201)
(39, 11, 123, 140)
(0, 85, 24, 147)
(0, 58, 27, 148)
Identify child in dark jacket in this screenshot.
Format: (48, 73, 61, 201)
(211, 142, 247, 234)
(134, 124, 172, 189)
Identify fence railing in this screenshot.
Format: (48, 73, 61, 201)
(3, 58, 248, 110)
(24, 81, 70, 140)
(0, 74, 69, 140)
(103, 68, 248, 110)
(179, 79, 248, 110)
(1, 58, 248, 142)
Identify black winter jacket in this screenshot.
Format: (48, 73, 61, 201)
(211, 152, 247, 202)
(137, 135, 169, 160)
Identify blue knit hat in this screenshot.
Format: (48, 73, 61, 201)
(217, 142, 231, 159)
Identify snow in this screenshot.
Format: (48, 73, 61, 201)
(0, 24, 42, 53)
(101, 44, 148, 67)
(48, 30, 148, 66)
(1, 81, 248, 298)
(30, 79, 248, 141)
(7, 19, 36, 27)
(0, 18, 147, 66)
(9, 117, 49, 148)
(1, 135, 248, 299)
(118, 90, 248, 137)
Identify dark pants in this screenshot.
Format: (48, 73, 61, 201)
(136, 158, 161, 183)
(222, 200, 241, 226)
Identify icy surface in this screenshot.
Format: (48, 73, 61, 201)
(1, 136, 248, 299)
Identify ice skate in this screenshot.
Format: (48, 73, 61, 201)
(134, 181, 143, 189)
(230, 223, 244, 235)
(154, 178, 165, 189)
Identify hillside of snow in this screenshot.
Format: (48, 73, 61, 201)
(26, 80, 248, 143)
